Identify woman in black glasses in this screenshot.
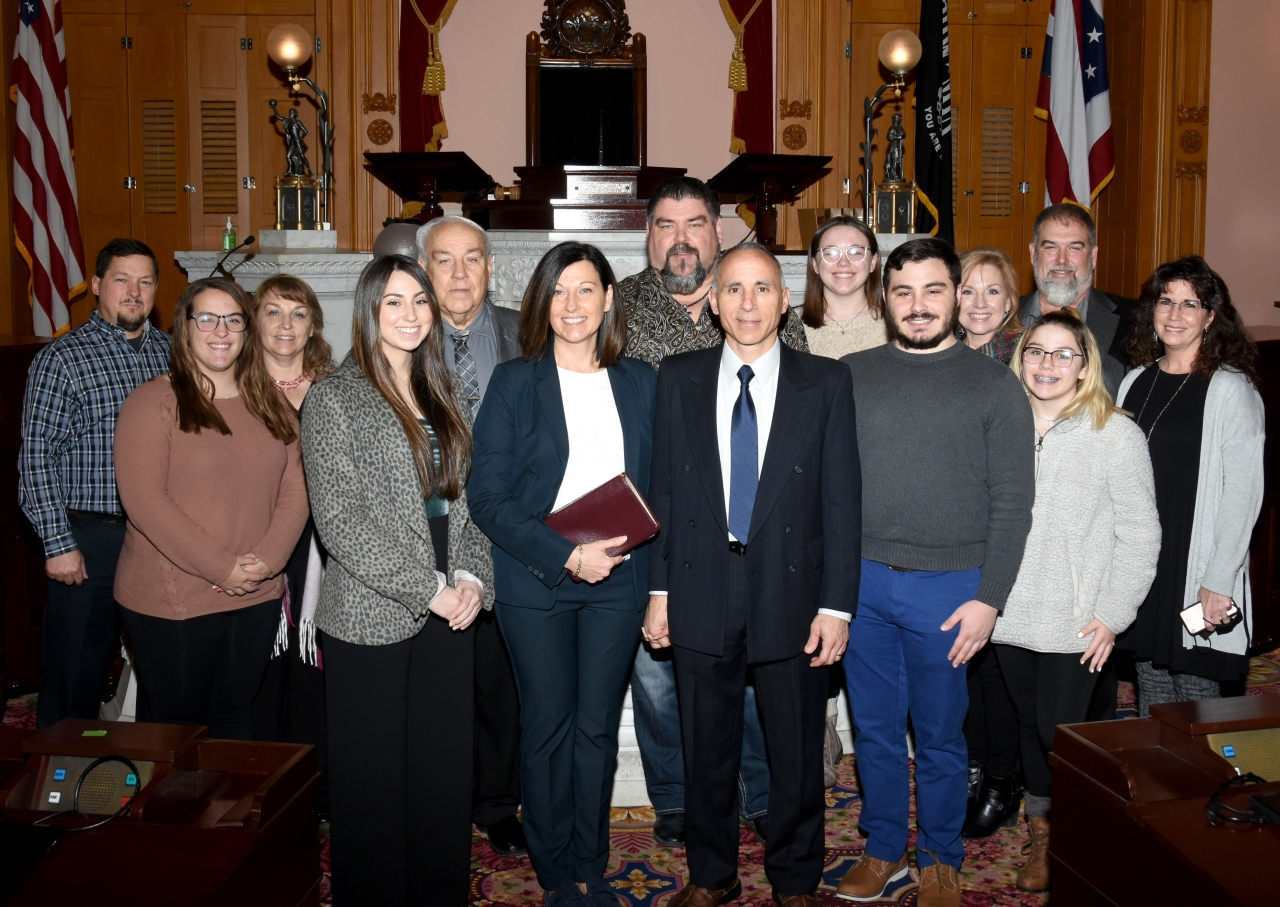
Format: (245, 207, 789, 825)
(1116, 256, 1264, 717)
(114, 277, 308, 738)
(800, 216, 887, 359)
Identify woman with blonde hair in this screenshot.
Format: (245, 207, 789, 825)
(991, 309, 1160, 892)
(800, 215, 886, 358)
(958, 247, 1023, 363)
(114, 276, 309, 739)
(248, 274, 336, 809)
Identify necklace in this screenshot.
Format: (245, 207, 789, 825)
(272, 373, 309, 392)
(1135, 360, 1192, 441)
(678, 287, 711, 313)
(825, 312, 865, 333)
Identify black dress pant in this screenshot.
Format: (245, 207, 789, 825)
(963, 644, 1019, 778)
(323, 617, 475, 907)
(120, 599, 281, 740)
(994, 644, 1098, 800)
(37, 512, 126, 728)
(672, 557, 828, 896)
(473, 607, 522, 827)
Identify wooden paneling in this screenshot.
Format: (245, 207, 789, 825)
(247, 0, 315, 13)
(246, 14, 319, 234)
(950, 19, 973, 249)
(127, 8, 191, 330)
(63, 13, 131, 329)
(186, 15, 252, 250)
(852, 0, 920, 25)
(956, 0, 1029, 27)
(346, 0, 400, 251)
(966, 25, 1028, 259)
(1164, 0, 1211, 259)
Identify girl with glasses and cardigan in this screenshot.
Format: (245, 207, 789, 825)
(991, 310, 1161, 893)
(300, 255, 495, 907)
(114, 277, 309, 739)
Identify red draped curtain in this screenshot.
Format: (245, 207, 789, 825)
(720, 0, 773, 155)
(399, 0, 458, 152)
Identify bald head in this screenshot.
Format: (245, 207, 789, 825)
(711, 243, 791, 362)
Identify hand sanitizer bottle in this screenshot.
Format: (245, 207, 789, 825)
(222, 217, 237, 251)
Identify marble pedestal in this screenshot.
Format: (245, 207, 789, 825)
(175, 250, 373, 361)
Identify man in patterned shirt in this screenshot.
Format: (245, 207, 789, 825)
(619, 177, 807, 847)
(19, 239, 171, 728)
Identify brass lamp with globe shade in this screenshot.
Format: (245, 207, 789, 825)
(861, 28, 923, 230)
(266, 23, 334, 229)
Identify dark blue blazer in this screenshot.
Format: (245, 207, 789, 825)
(467, 353, 657, 611)
(649, 344, 861, 662)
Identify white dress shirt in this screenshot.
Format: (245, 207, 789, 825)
(654, 341, 849, 621)
(552, 367, 626, 511)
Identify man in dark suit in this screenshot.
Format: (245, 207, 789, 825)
(644, 243, 860, 907)
(1018, 203, 1133, 396)
(418, 215, 526, 856)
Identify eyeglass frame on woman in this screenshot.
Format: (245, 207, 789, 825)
(189, 312, 249, 332)
(1022, 346, 1085, 367)
(1153, 297, 1205, 313)
(817, 244, 870, 265)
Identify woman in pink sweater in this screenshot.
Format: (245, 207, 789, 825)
(114, 277, 309, 738)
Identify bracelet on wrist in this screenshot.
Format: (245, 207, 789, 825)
(573, 545, 584, 579)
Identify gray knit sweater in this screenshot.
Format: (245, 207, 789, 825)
(842, 341, 1035, 609)
(992, 411, 1161, 653)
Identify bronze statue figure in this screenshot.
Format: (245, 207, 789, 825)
(884, 113, 905, 184)
(269, 100, 312, 177)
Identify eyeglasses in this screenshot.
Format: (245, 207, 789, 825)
(818, 245, 870, 265)
(190, 312, 248, 332)
(1022, 347, 1085, 367)
(1154, 298, 1204, 313)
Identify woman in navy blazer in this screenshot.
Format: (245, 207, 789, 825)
(469, 242, 656, 907)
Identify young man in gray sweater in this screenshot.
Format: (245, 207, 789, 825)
(836, 238, 1034, 907)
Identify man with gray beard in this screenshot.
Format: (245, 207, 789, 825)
(1017, 203, 1133, 396)
(618, 176, 807, 849)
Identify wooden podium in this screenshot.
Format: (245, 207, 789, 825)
(706, 153, 831, 250)
(1050, 696, 1280, 906)
(363, 151, 497, 223)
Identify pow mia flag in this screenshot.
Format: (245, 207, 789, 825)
(915, 0, 954, 244)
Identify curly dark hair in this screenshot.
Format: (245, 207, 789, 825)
(1125, 255, 1259, 388)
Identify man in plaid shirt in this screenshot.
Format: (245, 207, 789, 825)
(18, 239, 171, 727)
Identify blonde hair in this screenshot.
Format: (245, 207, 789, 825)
(1012, 309, 1126, 431)
(959, 247, 1024, 335)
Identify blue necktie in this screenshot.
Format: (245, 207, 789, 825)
(729, 365, 758, 542)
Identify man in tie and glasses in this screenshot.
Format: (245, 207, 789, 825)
(417, 215, 527, 857)
(643, 243, 859, 907)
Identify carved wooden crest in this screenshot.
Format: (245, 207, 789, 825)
(540, 0, 632, 59)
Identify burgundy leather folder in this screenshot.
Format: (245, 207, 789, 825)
(544, 473, 660, 557)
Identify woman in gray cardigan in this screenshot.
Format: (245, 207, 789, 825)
(301, 256, 495, 907)
(1116, 256, 1264, 718)
(992, 311, 1161, 894)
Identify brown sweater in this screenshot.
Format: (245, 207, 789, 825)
(113, 378, 309, 619)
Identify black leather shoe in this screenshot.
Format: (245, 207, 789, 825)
(967, 760, 984, 802)
(654, 813, 686, 847)
(752, 815, 768, 847)
(961, 773, 1022, 840)
(484, 814, 529, 856)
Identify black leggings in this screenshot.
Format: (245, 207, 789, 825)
(963, 644, 1019, 777)
(121, 599, 280, 740)
(994, 644, 1099, 801)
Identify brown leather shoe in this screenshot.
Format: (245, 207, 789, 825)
(1016, 816, 1050, 892)
(917, 861, 961, 907)
(669, 880, 742, 907)
(772, 893, 823, 907)
(836, 852, 913, 901)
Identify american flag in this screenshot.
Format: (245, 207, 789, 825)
(12, 0, 86, 336)
(1035, 0, 1116, 206)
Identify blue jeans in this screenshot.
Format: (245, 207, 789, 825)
(631, 643, 769, 819)
(844, 560, 980, 869)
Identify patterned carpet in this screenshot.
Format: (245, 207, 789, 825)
(5, 648, 1278, 906)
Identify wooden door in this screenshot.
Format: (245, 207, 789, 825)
(851, 0, 921, 25)
(185, 15, 251, 250)
(1020, 19, 1049, 291)
(126, 8, 191, 330)
(62, 13, 131, 327)
(965, 24, 1027, 257)
(246, 14, 318, 235)
(955, 0, 1029, 26)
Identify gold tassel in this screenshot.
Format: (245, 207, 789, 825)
(423, 27, 446, 96)
(728, 40, 748, 93)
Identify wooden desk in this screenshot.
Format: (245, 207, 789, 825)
(1050, 697, 1280, 906)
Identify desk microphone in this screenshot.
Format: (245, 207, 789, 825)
(208, 235, 256, 278)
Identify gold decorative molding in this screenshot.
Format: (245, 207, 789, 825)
(362, 92, 397, 114)
(1179, 129, 1203, 154)
(779, 99, 812, 120)
(782, 123, 808, 150)
(1176, 105, 1208, 124)
(1174, 160, 1206, 179)
(367, 118, 394, 146)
